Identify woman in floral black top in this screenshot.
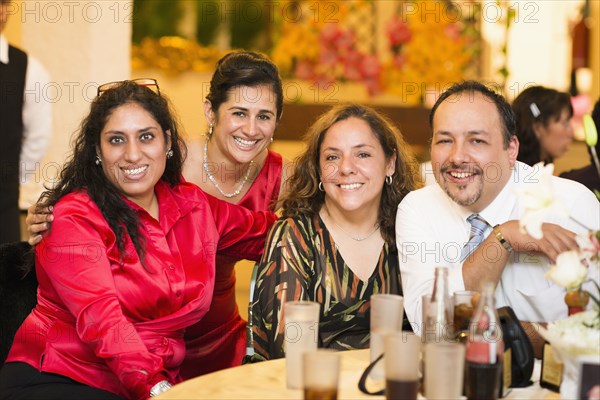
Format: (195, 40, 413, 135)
(249, 104, 421, 361)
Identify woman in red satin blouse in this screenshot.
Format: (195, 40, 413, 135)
(0, 80, 276, 400)
(26, 51, 291, 379)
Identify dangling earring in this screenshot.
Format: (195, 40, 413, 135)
(270, 137, 274, 143)
(208, 123, 214, 138)
(318, 182, 325, 192)
(385, 175, 393, 185)
(166, 149, 173, 159)
(95, 155, 102, 165)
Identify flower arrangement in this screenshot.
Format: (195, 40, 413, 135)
(382, 0, 480, 104)
(518, 162, 600, 398)
(271, 0, 481, 100)
(270, 0, 383, 96)
(517, 163, 599, 312)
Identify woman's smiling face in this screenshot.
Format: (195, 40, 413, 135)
(320, 117, 395, 215)
(98, 102, 169, 209)
(205, 84, 278, 165)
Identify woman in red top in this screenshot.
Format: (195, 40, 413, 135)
(179, 51, 290, 378)
(0, 80, 275, 400)
(26, 51, 290, 377)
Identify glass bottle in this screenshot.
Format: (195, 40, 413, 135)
(424, 266, 453, 343)
(465, 282, 504, 400)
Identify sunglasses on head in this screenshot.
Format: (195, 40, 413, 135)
(97, 78, 160, 97)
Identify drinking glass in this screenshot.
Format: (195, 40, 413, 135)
(424, 342, 465, 399)
(284, 301, 320, 389)
(453, 290, 476, 335)
(370, 294, 404, 380)
(384, 332, 421, 400)
(303, 349, 340, 400)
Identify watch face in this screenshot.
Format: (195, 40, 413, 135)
(150, 381, 172, 397)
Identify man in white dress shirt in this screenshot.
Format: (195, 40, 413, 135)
(0, 0, 52, 243)
(396, 81, 599, 354)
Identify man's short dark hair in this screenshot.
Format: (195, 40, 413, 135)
(429, 80, 516, 148)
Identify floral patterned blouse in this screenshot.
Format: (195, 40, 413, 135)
(249, 213, 401, 361)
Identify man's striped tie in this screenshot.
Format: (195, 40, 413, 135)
(460, 214, 489, 262)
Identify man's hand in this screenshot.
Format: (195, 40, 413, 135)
(501, 220, 579, 262)
(26, 204, 53, 246)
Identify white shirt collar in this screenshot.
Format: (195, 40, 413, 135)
(0, 35, 9, 64)
(478, 163, 519, 227)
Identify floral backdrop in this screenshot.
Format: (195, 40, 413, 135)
(132, 0, 482, 104)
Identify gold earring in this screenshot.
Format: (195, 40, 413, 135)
(208, 124, 214, 137)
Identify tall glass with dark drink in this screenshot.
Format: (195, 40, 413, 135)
(384, 333, 421, 400)
(453, 290, 476, 332)
(385, 379, 419, 400)
(302, 350, 339, 400)
(304, 387, 338, 400)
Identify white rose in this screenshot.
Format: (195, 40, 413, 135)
(546, 250, 588, 290)
(515, 163, 568, 240)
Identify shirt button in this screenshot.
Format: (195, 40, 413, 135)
(168, 265, 175, 270)
(162, 338, 168, 346)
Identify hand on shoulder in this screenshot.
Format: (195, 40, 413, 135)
(500, 220, 578, 262)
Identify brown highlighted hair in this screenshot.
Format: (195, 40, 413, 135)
(280, 103, 421, 246)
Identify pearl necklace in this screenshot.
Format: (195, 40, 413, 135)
(322, 211, 380, 242)
(203, 141, 254, 198)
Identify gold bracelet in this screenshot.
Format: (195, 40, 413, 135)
(493, 224, 513, 253)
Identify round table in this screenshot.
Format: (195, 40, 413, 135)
(156, 349, 559, 399)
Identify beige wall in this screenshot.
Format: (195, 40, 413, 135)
(3, 1, 20, 44)
(6, 1, 132, 207)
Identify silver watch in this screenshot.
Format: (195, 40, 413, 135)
(149, 380, 172, 397)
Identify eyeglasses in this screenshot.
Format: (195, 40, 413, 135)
(97, 78, 160, 97)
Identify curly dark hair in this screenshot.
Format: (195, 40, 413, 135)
(38, 81, 187, 264)
(512, 86, 573, 166)
(206, 50, 284, 122)
(280, 104, 421, 246)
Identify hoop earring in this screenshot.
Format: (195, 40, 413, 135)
(208, 123, 214, 138)
(318, 181, 325, 192)
(385, 175, 393, 185)
(95, 155, 102, 165)
(166, 149, 173, 159)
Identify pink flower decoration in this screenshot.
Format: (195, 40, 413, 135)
(444, 24, 461, 42)
(320, 24, 342, 43)
(387, 17, 412, 46)
(360, 55, 381, 79)
(336, 29, 356, 51)
(319, 50, 339, 68)
(294, 60, 315, 80)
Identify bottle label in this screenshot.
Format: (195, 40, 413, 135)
(466, 339, 504, 364)
(541, 344, 563, 387)
(503, 348, 512, 395)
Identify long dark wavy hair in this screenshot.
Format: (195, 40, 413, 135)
(38, 81, 187, 264)
(280, 104, 421, 246)
(512, 85, 573, 166)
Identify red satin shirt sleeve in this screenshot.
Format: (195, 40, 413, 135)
(36, 194, 168, 399)
(204, 193, 277, 261)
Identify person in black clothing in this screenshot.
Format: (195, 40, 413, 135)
(0, 0, 52, 244)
